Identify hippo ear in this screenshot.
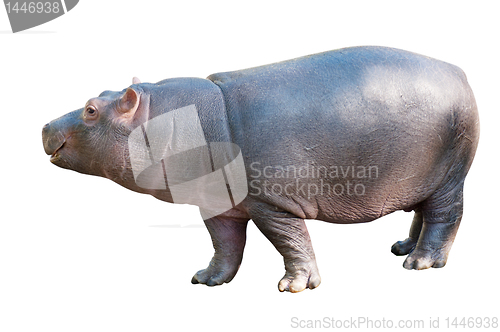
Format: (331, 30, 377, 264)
(118, 88, 140, 114)
(132, 77, 141, 84)
(117, 87, 149, 125)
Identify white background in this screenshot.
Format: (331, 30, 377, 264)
(1, 1, 498, 331)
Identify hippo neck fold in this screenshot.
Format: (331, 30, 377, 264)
(128, 78, 247, 216)
(141, 77, 232, 144)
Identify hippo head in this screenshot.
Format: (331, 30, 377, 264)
(42, 78, 150, 190)
(43, 76, 247, 215)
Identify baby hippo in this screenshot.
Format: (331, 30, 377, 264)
(42, 46, 479, 292)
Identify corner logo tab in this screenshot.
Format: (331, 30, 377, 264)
(3, 0, 79, 33)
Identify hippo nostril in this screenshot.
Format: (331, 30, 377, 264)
(42, 123, 50, 137)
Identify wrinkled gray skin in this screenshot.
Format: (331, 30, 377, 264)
(42, 46, 479, 292)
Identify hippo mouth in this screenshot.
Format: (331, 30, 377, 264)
(44, 132, 70, 164)
(50, 142, 65, 163)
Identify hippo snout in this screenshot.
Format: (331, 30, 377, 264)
(42, 123, 66, 156)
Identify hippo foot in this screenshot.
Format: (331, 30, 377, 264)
(278, 263, 321, 293)
(191, 263, 239, 286)
(402, 249, 448, 270)
(391, 238, 417, 256)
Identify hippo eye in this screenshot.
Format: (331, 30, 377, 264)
(84, 105, 98, 120)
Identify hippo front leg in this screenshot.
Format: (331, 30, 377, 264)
(250, 204, 321, 293)
(192, 215, 249, 286)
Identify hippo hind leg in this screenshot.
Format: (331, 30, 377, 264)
(391, 209, 423, 256)
(399, 182, 464, 270)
